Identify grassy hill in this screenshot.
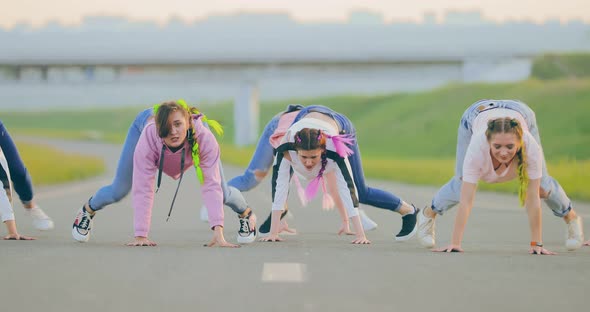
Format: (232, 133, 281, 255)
(2, 63, 589, 199)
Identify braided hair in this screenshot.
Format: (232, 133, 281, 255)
(486, 117, 528, 206)
(294, 128, 328, 179)
(153, 99, 223, 184)
(293, 128, 334, 208)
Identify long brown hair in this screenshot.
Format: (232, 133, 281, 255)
(485, 117, 528, 205)
(293, 128, 330, 203)
(154, 101, 193, 139)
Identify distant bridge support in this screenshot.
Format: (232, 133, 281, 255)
(234, 82, 260, 147)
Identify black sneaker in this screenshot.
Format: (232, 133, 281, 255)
(395, 206, 418, 241)
(258, 210, 288, 236)
(237, 210, 257, 244)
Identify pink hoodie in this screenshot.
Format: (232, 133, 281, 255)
(132, 115, 223, 237)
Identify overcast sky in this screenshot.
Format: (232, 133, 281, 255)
(2, 0, 589, 29)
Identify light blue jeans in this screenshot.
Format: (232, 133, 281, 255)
(228, 104, 304, 191)
(230, 104, 406, 211)
(89, 108, 249, 215)
(227, 113, 281, 191)
(431, 99, 571, 217)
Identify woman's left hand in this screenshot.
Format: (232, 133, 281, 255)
(205, 226, 239, 248)
(126, 236, 157, 246)
(259, 234, 284, 242)
(583, 240, 590, 246)
(351, 236, 371, 244)
(338, 222, 355, 236)
(278, 219, 297, 235)
(529, 246, 556, 255)
(433, 245, 464, 253)
(3, 234, 36, 240)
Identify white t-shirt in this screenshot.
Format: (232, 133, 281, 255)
(462, 108, 543, 184)
(272, 118, 359, 217)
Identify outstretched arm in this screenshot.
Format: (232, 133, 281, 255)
(260, 151, 291, 242)
(525, 178, 555, 255)
(331, 169, 369, 244)
(3, 220, 35, 240)
(325, 171, 353, 235)
(434, 181, 477, 252)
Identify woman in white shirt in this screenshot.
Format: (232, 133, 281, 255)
(417, 99, 584, 254)
(260, 107, 417, 244)
(260, 117, 370, 244)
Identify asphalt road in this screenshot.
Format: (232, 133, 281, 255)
(1, 138, 588, 312)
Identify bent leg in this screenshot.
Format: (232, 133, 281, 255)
(228, 117, 278, 191)
(219, 161, 249, 215)
(431, 176, 462, 215)
(349, 143, 402, 211)
(88, 109, 152, 211)
(0, 120, 34, 203)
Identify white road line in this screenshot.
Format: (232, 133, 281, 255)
(261, 262, 307, 283)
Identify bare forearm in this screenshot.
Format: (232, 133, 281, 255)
(525, 197, 542, 243)
(269, 210, 283, 235)
(451, 203, 472, 245)
(4, 220, 17, 235)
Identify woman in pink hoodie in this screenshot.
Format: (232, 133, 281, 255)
(72, 100, 256, 247)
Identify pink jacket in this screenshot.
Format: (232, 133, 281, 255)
(132, 115, 223, 237)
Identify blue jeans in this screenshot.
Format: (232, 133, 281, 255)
(89, 108, 249, 214)
(228, 104, 304, 191)
(293, 105, 403, 212)
(431, 99, 571, 217)
(227, 114, 279, 191)
(0, 119, 34, 204)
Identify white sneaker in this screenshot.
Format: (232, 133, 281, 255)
(72, 205, 95, 243)
(359, 209, 378, 231)
(566, 216, 584, 251)
(417, 207, 435, 248)
(237, 211, 257, 244)
(200, 205, 208, 223)
(24, 206, 54, 231)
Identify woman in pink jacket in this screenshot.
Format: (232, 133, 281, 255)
(72, 100, 256, 247)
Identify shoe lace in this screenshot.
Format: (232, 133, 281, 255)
(239, 217, 250, 234)
(78, 212, 91, 230)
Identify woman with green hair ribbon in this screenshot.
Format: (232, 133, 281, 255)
(153, 99, 223, 185)
(419, 99, 584, 254)
(72, 100, 257, 247)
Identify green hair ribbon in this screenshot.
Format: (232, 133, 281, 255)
(152, 99, 224, 184)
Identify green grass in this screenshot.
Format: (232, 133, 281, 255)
(14, 141, 105, 185)
(209, 79, 590, 161)
(2, 107, 144, 143)
(531, 52, 590, 80)
(2, 77, 589, 200)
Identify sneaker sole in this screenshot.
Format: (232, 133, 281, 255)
(566, 239, 582, 251)
(395, 224, 418, 242)
(33, 220, 55, 231)
(72, 227, 90, 243)
(419, 237, 435, 248)
(237, 233, 256, 244)
(363, 223, 378, 231)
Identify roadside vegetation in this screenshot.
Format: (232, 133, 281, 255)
(2, 53, 588, 199)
